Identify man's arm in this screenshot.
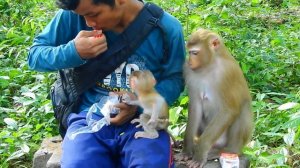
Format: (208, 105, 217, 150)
(28, 10, 85, 71)
(28, 10, 107, 72)
(155, 17, 186, 106)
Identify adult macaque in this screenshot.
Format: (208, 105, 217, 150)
(181, 29, 253, 168)
(123, 70, 169, 139)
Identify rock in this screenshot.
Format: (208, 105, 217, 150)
(32, 136, 62, 168)
(33, 136, 250, 168)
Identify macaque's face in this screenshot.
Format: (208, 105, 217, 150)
(129, 71, 156, 93)
(187, 44, 210, 70)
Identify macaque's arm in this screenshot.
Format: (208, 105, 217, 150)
(149, 96, 163, 121)
(126, 100, 141, 106)
(122, 93, 141, 106)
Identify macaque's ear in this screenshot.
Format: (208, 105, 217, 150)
(210, 35, 220, 50)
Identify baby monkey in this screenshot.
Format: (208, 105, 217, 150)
(123, 70, 169, 139)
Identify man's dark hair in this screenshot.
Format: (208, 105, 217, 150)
(56, 0, 116, 10)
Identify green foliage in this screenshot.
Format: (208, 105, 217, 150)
(0, 0, 57, 166)
(150, 0, 300, 167)
(0, 0, 299, 167)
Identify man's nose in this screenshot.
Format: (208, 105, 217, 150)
(84, 17, 96, 27)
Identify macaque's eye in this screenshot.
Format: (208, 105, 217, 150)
(189, 50, 200, 56)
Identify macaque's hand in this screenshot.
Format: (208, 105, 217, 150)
(110, 91, 138, 125)
(74, 30, 107, 59)
(190, 143, 208, 168)
(121, 93, 132, 104)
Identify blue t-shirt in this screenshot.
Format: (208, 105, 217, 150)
(28, 7, 185, 113)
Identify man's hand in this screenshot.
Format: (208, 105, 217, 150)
(110, 91, 138, 125)
(74, 30, 107, 59)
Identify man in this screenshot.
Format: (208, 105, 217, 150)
(28, 0, 185, 167)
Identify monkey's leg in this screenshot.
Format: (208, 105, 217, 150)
(192, 107, 239, 168)
(135, 121, 159, 139)
(224, 120, 243, 154)
(134, 130, 159, 139)
(207, 132, 227, 160)
(207, 148, 221, 161)
(137, 113, 150, 125)
(225, 103, 252, 154)
(131, 113, 150, 127)
(225, 122, 249, 168)
(131, 118, 141, 125)
(223, 104, 252, 168)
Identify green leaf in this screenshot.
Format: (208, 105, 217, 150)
(169, 106, 183, 124)
(21, 92, 36, 99)
(283, 129, 295, 146)
(180, 96, 189, 105)
(278, 102, 299, 111)
(6, 150, 25, 161)
(282, 117, 300, 128)
(4, 118, 18, 129)
(20, 144, 30, 153)
(0, 76, 10, 88)
(251, 0, 262, 6)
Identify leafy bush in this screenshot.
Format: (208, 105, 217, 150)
(0, 0, 57, 166)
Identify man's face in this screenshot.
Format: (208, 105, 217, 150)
(74, 0, 123, 31)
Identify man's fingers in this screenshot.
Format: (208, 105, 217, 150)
(114, 103, 128, 109)
(110, 114, 123, 125)
(89, 34, 106, 46)
(78, 30, 102, 37)
(91, 42, 108, 56)
(75, 33, 107, 59)
(110, 112, 134, 125)
(93, 30, 103, 38)
(77, 30, 96, 37)
(110, 103, 137, 125)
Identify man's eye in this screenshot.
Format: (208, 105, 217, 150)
(89, 13, 99, 17)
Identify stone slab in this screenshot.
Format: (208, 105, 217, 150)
(32, 136, 62, 168)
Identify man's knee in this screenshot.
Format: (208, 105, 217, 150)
(61, 151, 115, 168)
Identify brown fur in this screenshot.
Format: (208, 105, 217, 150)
(181, 29, 253, 168)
